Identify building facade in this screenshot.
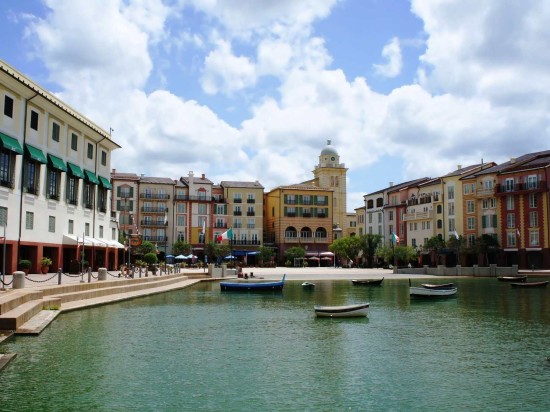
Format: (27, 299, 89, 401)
(0, 58, 121, 275)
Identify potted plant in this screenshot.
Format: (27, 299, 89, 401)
(19, 259, 32, 275)
(40, 257, 52, 274)
(143, 252, 158, 276)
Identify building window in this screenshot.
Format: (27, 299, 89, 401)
(66, 175, 79, 206)
(506, 196, 514, 210)
(448, 218, 455, 232)
(448, 202, 455, 216)
(0, 206, 7, 226)
(26, 211, 34, 229)
(247, 193, 255, 203)
(0, 149, 15, 188)
(99, 225, 104, 238)
(98, 187, 107, 213)
(507, 232, 516, 247)
(529, 193, 537, 208)
(527, 175, 538, 189)
(101, 150, 107, 166)
(177, 231, 184, 241)
(529, 211, 538, 227)
(84, 182, 95, 209)
(388, 211, 394, 221)
(234, 206, 242, 216)
(198, 204, 207, 214)
(467, 217, 475, 230)
(234, 193, 242, 203)
(447, 185, 454, 200)
(505, 178, 514, 192)
(4, 95, 13, 118)
(466, 200, 475, 213)
(47, 166, 61, 200)
(68, 219, 74, 234)
(247, 219, 255, 229)
(30, 110, 39, 130)
(530, 231, 539, 246)
(176, 215, 185, 226)
(24, 158, 41, 195)
(52, 122, 60, 142)
(85, 223, 90, 236)
(507, 213, 515, 228)
(48, 216, 55, 233)
(71, 133, 78, 151)
(87, 143, 93, 159)
(112, 227, 116, 240)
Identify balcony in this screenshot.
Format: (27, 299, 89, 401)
(143, 235, 168, 242)
(233, 198, 242, 203)
(230, 239, 261, 246)
(246, 211, 255, 216)
(140, 193, 170, 200)
(247, 199, 256, 203)
(141, 220, 168, 227)
(476, 188, 495, 197)
(215, 223, 228, 228)
(496, 181, 548, 196)
(402, 210, 434, 221)
(141, 207, 169, 214)
(233, 211, 242, 216)
(0, 177, 14, 189)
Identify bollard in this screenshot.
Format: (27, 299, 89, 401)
(13, 271, 25, 289)
(88, 267, 92, 283)
(98, 267, 107, 281)
(58, 268, 63, 285)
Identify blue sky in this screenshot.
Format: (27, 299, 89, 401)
(1, 0, 549, 211)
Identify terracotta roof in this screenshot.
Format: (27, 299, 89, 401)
(140, 176, 175, 185)
(220, 181, 264, 189)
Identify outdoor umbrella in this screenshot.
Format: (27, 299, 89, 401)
(175, 255, 186, 259)
(225, 255, 236, 259)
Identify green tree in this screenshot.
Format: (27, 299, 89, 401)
(204, 242, 231, 263)
(136, 241, 157, 256)
(375, 245, 393, 265)
(475, 234, 500, 266)
(258, 246, 274, 266)
(329, 236, 362, 265)
(425, 235, 446, 251)
(284, 247, 306, 266)
(172, 240, 191, 256)
(360, 234, 383, 267)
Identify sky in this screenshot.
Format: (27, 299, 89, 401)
(1, 0, 549, 212)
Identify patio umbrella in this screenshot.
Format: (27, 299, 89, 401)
(225, 255, 235, 260)
(186, 254, 198, 259)
(308, 256, 320, 260)
(175, 255, 186, 259)
(166, 255, 174, 258)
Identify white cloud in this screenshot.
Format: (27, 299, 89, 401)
(200, 38, 257, 95)
(373, 37, 402, 78)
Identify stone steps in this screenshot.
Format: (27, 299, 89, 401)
(0, 273, 206, 334)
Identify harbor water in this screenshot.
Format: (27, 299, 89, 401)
(1, 277, 549, 411)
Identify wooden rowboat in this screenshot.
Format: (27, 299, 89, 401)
(314, 303, 369, 318)
(510, 280, 549, 288)
(351, 278, 384, 286)
(302, 282, 315, 288)
(420, 282, 455, 290)
(220, 275, 286, 291)
(410, 286, 457, 298)
(497, 276, 527, 282)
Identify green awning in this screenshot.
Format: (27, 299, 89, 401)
(67, 162, 85, 179)
(0, 133, 23, 154)
(25, 144, 47, 164)
(84, 169, 99, 185)
(98, 176, 112, 190)
(47, 154, 67, 172)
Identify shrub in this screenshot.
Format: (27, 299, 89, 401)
(19, 259, 32, 269)
(40, 257, 52, 266)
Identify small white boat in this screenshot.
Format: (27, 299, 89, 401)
(302, 282, 315, 288)
(410, 286, 457, 298)
(314, 303, 369, 318)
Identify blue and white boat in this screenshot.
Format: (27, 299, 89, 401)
(220, 274, 286, 291)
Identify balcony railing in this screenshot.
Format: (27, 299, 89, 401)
(143, 236, 168, 242)
(496, 181, 547, 194)
(141, 207, 168, 213)
(0, 177, 14, 189)
(230, 239, 261, 246)
(246, 211, 255, 216)
(140, 193, 170, 200)
(233, 211, 242, 216)
(141, 220, 168, 227)
(215, 223, 228, 228)
(233, 198, 242, 203)
(247, 199, 256, 203)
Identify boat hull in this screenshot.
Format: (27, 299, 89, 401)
(410, 286, 457, 298)
(498, 276, 527, 282)
(421, 283, 455, 290)
(352, 278, 384, 286)
(510, 281, 549, 288)
(220, 275, 286, 292)
(314, 303, 369, 318)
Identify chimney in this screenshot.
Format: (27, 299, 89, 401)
(510, 158, 516, 164)
(389, 182, 394, 187)
(202, 173, 205, 179)
(112, 168, 116, 174)
(457, 165, 462, 170)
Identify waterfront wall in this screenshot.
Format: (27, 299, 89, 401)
(396, 264, 519, 277)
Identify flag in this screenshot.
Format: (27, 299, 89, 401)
(516, 228, 520, 238)
(201, 220, 206, 234)
(451, 230, 459, 240)
(164, 212, 168, 225)
(391, 232, 400, 244)
(217, 228, 232, 242)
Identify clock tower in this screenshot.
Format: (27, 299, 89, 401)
(313, 140, 348, 237)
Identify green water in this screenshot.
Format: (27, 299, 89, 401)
(1, 278, 549, 411)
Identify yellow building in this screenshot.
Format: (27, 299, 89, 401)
(264, 184, 333, 264)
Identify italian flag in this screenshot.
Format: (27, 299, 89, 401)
(391, 232, 400, 244)
(217, 228, 232, 242)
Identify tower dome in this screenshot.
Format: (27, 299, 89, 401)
(320, 139, 338, 156)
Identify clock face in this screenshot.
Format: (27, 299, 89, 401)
(331, 156, 335, 161)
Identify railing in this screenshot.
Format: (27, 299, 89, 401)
(247, 199, 255, 203)
(496, 181, 547, 194)
(139, 193, 170, 199)
(141, 207, 169, 213)
(233, 198, 242, 203)
(246, 211, 255, 216)
(215, 223, 228, 228)
(48, 193, 60, 201)
(230, 239, 261, 246)
(140, 220, 168, 227)
(0, 178, 14, 188)
(143, 236, 168, 242)
(234, 211, 242, 216)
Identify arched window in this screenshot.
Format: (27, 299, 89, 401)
(285, 226, 297, 238)
(301, 227, 313, 239)
(315, 227, 328, 239)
